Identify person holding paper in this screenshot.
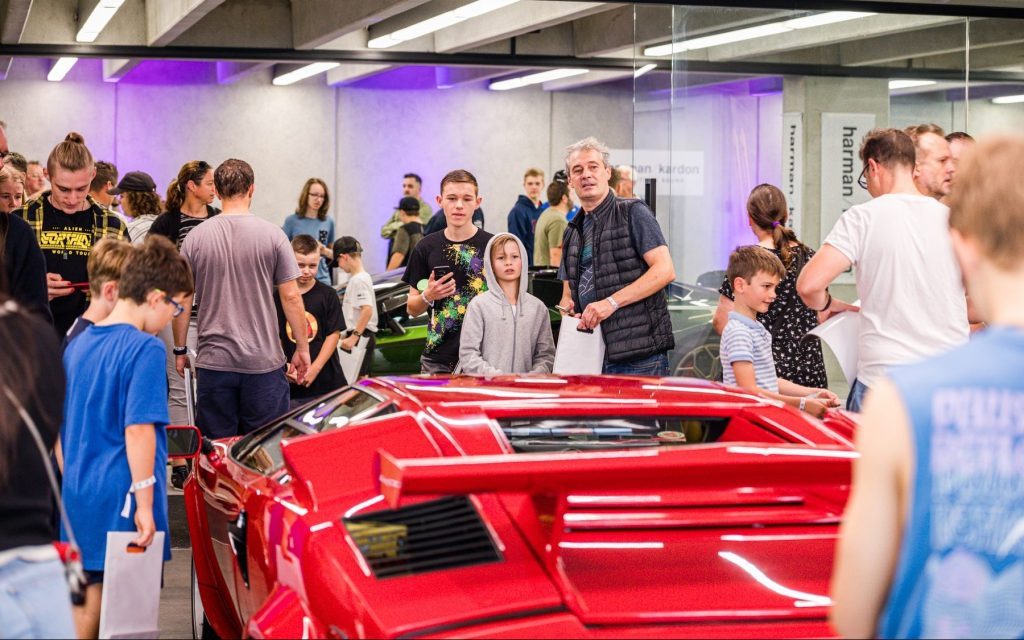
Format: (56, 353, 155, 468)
(557, 137, 676, 376)
(721, 246, 839, 418)
(460, 233, 555, 375)
(797, 128, 968, 411)
(59, 236, 193, 639)
(831, 136, 1024, 639)
(334, 236, 378, 380)
(274, 234, 344, 403)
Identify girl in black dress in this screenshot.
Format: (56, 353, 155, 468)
(713, 184, 828, 388)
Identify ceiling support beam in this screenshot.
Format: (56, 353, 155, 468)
(0, 0, 33, 79)
(841, 18, 1024, 66)
(292, 0, 431, 50)
(147, 0, 226, 46)
(431, 1, 615, 54)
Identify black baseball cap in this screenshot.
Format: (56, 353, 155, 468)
(108, 171, 156, 195)
(333, 236, 363, 257)
(398, 196, 420, 213)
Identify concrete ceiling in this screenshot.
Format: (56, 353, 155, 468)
(0, 0, 1021, 91)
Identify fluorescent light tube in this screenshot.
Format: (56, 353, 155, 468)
(634, 63, 657, 79)
(48, 57, 79, 82)
(272, 62, 340, 86)
(369, 0, 520, 49)
(992, 94, 1024, 104)
(644, 11, 875, 57)
(888, 79, 937, 90)
(489, 68, 588, 91)
(76, 0, 126, 43)
(783, 11, 875, 30)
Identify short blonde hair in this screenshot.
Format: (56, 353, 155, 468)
(489, 234, 520, 263)
(947, 135, 1024, 270)
(523, 167, 544, 181)
(87, 238, 133, 296)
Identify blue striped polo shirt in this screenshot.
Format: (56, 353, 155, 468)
(721, 311, 778, 392)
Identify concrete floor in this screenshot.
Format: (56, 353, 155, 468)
(159, 485, 195, 639)
(160, 547, 193, 639)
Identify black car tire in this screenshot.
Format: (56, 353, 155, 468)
(191, 558, 220, 640)
(673, 343, 722, 381)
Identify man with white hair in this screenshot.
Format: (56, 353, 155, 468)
(614, 165, 637, 198)
(558, 137, 676, 375)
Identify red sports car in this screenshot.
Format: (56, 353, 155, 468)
(180, 375, 857, 639)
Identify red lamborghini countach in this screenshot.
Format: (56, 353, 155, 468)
(179, 375, 857, 639)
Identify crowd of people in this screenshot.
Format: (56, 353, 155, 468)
(0, 111, 1021, 639)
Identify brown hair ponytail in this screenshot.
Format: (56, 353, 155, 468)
(46, 131, 93, 176)
(745, 183, 809, 269)
(166, 160, 211, 213)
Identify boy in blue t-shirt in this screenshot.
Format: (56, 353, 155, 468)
(59, 235, 193, 639)
(831, 137, 1024, 639)
(720, 246, 838, 418)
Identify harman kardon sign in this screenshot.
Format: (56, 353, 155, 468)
(819, 113, 875, 246)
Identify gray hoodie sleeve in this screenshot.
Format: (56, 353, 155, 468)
(530, 299, 556, 374)
(458, 299, 503, 376)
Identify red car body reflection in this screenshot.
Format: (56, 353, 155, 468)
(183, 375, 857, 639)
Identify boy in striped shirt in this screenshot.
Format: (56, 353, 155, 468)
(721, 246, 839, 418)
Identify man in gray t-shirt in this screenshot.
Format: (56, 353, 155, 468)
(173, 159, 310, 438)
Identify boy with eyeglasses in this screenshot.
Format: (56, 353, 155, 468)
(59, 235, 193, 638)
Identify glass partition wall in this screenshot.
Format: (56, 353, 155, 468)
(623, 4, 1024, 388)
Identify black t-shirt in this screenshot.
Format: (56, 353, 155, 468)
(3, 213, 51, 323)
(37, 201, 96, 337)
(0, 310, 64, 552)
(275, 281, 345, 399)
(402, 227, 492, 368)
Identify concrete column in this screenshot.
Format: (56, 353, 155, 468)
(782, 76, 889, 253)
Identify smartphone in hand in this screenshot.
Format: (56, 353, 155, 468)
(432, 265, 452, 281)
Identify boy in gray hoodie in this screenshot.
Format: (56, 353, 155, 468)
(460, 233, 555, 375)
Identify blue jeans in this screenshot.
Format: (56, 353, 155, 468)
(846, 378, 870, 412)
(603, 352, 670, 376)
(196, 367, 290, 439)
(0, 556, 75, 639)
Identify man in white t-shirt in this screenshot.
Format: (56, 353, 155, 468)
(797, 128, 969, 411)
(334, 236, 379, 379)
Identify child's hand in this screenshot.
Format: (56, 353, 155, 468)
(301, 361, 323, 387)
(339, 334, 358, 352)
(804, 398, 830, 418)
(133, 506, 156, 548)
(813, 388, 841, 407)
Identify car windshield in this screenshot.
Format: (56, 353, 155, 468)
(232, 387, 390, 476)
(498, 417, 728, 453)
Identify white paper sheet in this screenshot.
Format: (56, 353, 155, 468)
(99, 531, 165, 639)
(807, 306, 861, 383)
(553, 316, 605, 375)
(337, 335, 368, 384)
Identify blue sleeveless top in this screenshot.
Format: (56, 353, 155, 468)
(879, 326, 1024, 638)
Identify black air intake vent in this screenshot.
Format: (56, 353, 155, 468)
(343, 496, 502, 579)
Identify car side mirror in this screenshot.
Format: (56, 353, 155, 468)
(167, 425, 201, 459)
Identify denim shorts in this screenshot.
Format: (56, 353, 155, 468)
(0, 556, 76, 639)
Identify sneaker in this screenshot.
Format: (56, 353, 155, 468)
(171, 465, 189, 491)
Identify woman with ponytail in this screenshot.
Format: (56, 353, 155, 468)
(713, 183, 827, 388)
(147, 161, 217, 489)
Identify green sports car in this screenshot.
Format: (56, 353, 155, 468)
(338, 269, 721, 380)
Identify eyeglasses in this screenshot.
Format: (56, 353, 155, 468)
(153, 288, 185, 317)
(857, 165, 868, 190)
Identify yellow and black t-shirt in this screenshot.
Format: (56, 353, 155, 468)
(17, 194, 125, 336)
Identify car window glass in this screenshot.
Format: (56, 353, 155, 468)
(233, 387, 389, 475)
(498, 417, 729, 454)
